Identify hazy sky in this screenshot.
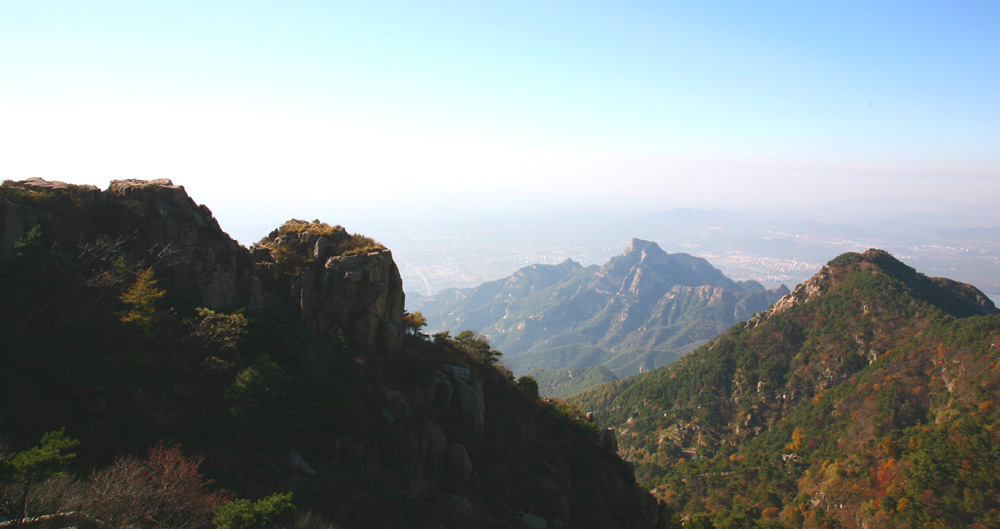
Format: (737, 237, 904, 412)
(2, 1, 998, 242)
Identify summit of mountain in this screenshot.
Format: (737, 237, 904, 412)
(759, 248, 995, 322)
(600, 238, 743, 292)
(571, 249, 1000, 528)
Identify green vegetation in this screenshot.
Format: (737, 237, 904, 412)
(13, 224, 42, 258)
(526, 364, 619, 399)
(572, 250, 1000, 528)
(516, 375, 541, 398)
(402, 310, 428, 334)
(0, 429, 79, 522)
(0, 435, 294, 529)
(448, 330, 504, 364)
(213, 492, 294, 529)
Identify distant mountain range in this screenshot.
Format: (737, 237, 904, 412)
(410, 238, 788, 391)
(571, 249, 1000, 527)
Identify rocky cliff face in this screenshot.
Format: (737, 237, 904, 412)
(1, 178, 263, 312)
(1, 179, 407, 354)
(251, 220, 405, 354)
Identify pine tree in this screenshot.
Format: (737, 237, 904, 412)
(119, 267, 165, 334)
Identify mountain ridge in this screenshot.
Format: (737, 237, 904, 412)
(412, 238, 788, 387)
(571, 248, 1000, 528)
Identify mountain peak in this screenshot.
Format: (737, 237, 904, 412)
(623, 238, 666, 259)
(765, 249, 996, 321)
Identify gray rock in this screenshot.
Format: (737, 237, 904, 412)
(441, 364, 485, 434)
(443, 495, 474, 527)
(447, 443, 473, 479)
(314, 236, 328, 260)
(254, 227, 405, 354)
(433, 370, 454, 408)
(522, 513, 548, 529)
(287, 449, 317, 476)
(422, 421, 449, 457)
(600, 428, 619, 455)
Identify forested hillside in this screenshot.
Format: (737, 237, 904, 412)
(572, 249, 1000, 528)
(0, 178, 663, 529)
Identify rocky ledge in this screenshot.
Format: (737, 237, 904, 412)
(252, 219, 405, 354)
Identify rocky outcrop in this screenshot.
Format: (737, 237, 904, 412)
(0, 178, 263, 311)
(599, 428, 619, 456)
(105, 179, 264, 311)
(447, 443, 474, 480)
(252, 221, 405, 354)
(435, 364, 486, 434)
(420, 420, 449, 470)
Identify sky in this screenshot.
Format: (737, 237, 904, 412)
(2, 1, 998, 244)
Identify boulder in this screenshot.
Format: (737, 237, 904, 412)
(600, 428, 619, 456)
(441, 364, 485, 434)
(442, 495, 474, 528)
(522, 513, 548, 529)
(432, 370, 455, 408)
(287, 449, 317, 476)
(422, 421, 449, 458)
(447, 443, 474, 480)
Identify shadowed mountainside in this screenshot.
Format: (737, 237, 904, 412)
(0, 178, 664, 529)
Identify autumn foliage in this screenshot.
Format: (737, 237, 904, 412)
(89, 444, 233, 528)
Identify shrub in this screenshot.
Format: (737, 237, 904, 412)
(213, 492, 294, 529)
(402, 311, 427, 335)
(452, 330, 503, 364)
(189, 308, 250, 368)
(517, 376, 540, 399)
(89, 444, 232, 528)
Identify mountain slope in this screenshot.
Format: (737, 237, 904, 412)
(412, 258, 585, 334)
(526, 365, 620, 400)
(412, 238, 788, 381)
(571, 249, 1000, 528)
(0, 178, 663, 529)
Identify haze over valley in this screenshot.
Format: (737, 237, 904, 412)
(386, 206, 1000, 304)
